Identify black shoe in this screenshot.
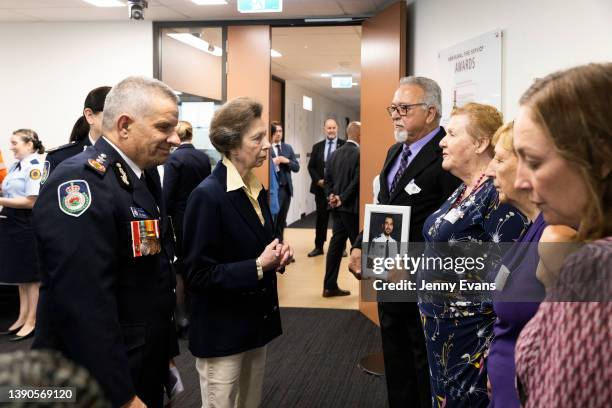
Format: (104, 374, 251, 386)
(9, 329, 34, 342)
(323, 288, 351, 297)
(0, 325, 23, 336)
(308, 247, 324, 257)
(342, 250, 348, 257)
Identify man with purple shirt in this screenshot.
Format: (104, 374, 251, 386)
(349, 77, 460, 408)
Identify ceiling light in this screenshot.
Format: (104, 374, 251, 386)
(83, 0, 125, 6)
(352, 82, 359, 86)
(331, 75, 353, 89)
(166, 33, 223, 57)
(191, 0, 228, 5)
(320, 73, 332, 78)
(271, 49, 282, 58)
(238, 0, 283, 13)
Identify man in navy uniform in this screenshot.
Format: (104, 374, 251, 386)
(269, 121, 299, 241)
(33, 76, 180, 408)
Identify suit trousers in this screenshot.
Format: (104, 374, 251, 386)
(378, 302, 431, 408)
(323, 211, 358, 290)
(274, 184, 291, 241)
(313, 190, 329, 248)
(195, 346, 267, 408)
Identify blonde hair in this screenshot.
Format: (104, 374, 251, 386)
(176, 120, 193, 142)
(451, 102, 503, 155)
(520, 62, 612, 241)
(492, 121, 514, 152)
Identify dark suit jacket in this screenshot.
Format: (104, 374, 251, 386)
(308, 137, 346, 194)
(271, 142, 299, 196)
(163, 143, 211, 256)
(325, 141, 360, 214)
(45, 138, 91, 174)
(33, 138, 176, 407)
(183, 162, 282, 358)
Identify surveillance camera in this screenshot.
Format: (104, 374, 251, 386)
(127, 0, 148, 20)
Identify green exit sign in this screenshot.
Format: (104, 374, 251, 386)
(238, 0, 282, 13)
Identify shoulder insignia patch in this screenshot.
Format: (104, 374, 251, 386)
(29, 168, 41, 180)
(86, 153, 108, 175)
(30, 158, 40, 165)
(58, 180, 92, 217)
(112, 162, 132, 190)
(41, 161, 50, 185)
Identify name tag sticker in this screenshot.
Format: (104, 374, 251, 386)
(404, 179, 422, 195)
(495, 264, 511, 290)
(443, 208, 463, 224)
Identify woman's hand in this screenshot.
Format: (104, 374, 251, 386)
(275, 241, 293, 270)
(258, 239, 282, 271)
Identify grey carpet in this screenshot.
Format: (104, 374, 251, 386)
(0, 307, 387, 407)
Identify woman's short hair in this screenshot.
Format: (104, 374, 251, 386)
(451, 102, 503, 156)
(492, 121, 514, 152)
(176, 120, 193, 142)
(519, 62, 612, 240)
(209, 97, 263, 156)
(13, 128, 44, 154)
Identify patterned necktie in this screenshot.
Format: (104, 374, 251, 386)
(390, 146, 412, 194)
(325, 139, 333, 162)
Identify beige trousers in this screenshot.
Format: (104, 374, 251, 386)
(195, 346, 267, 408)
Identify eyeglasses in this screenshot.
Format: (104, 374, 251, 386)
(386, 103, 428, 116)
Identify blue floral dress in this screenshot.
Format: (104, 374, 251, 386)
(419, 179, 529, 407)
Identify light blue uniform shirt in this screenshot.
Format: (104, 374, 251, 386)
(1, 153, 44, 198)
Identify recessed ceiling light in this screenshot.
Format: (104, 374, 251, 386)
(320, 73, 332, 78)
(83, 0, 125, 6)
(352, 82, 359, 86)
(191, 0, 228, 5)
(166, 33, 223, 57)
(271, 49, 282, 58)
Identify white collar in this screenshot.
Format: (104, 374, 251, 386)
(103, 137, 142, 179)
(88, 133, 95, 146)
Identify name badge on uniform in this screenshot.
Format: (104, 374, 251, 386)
(130, 219, 161, 257)
(443, 208, 463, 224)
(404, 179, 422, 195)
(130, 207, 150, 219)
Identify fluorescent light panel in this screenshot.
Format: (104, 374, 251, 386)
(238, 0, 283, 13)
(191, 0, 228, 5)
(271, 49, 282, 58)
(166, 33, 223, 57)
(320, 73, 332, 78)
(83, 0, 125, 6)
(331, 75, 353, 89)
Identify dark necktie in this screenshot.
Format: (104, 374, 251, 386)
(390, 146, 412, 194)
(385, 239, 390, 259)
(276, 144, 282, 155)
(325, 139, 333, 162)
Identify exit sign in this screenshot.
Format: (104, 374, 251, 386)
(238, 0, 282, 13)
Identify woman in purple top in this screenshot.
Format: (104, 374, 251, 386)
(484, 122, 546, 407)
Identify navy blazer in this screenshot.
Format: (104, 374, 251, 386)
(183, 161, 282, 358)
(270, 142, 299, 196)
(45, 137, 91, 175)
(325, 141, 360, 214)
(163, 143, 211, 256)
(33, 138, 176, 407)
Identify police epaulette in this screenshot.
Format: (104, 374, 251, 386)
(30, 158, 40, 165)
(85, 152, 109, 176)
(45, 141, 77, 153)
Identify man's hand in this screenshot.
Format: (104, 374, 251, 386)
(348, 248, 362, 280)
(272, 156, 289, 166)
(328, 194, 341, 208)
(317, 179, 325, 187)
(122, 396, 146, 408)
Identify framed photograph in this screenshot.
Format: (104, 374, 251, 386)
(363, 204, 411, 245)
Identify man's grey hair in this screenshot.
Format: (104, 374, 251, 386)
(102, 76, 179, 131)
(399, 76, 442, 121)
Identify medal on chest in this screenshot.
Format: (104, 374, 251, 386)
(130, 219, 161, 257)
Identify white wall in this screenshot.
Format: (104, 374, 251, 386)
(0, 22, 153, 166)
(284, 80, 359, 225)
(409, 0, 612, 120)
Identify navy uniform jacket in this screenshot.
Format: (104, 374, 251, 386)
(270, 142, 299, 196)
(32, 137, 177, 407)
(162, 143, 211, 258)
(325, 141, 360, 215)
(183, 162, 282, 358)
(45, 138, 91, 175)
(308, 137, 345, 194)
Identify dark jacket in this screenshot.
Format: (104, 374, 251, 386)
(325, 140, 360, 214)
(45, 138, 91, 175)
(270, 142, 299, 196)
(32, 137, 177, 407)
(183, 162, 282, 358)
(163, 143, 211, 257)
(308, 137, 346, 194)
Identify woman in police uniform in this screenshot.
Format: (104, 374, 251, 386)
(0, 129, 45, 341)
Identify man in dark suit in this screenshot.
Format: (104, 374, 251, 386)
(349, 77, 461, 408)
(270, 121, 299, 241)
(322, 121, 361, 297)
(33, 76, 180, 408)
(307, 118, 345, 257)
(163, 120, 211, 337)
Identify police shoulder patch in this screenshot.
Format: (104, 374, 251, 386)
(57, 180, 92, 217)
(29, 168, 42, 180)
(41, 161, 50, 185)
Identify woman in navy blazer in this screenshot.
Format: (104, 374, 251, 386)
(183, 97, 293, 408)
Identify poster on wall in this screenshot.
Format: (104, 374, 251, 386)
(437, 29, 502, 125)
